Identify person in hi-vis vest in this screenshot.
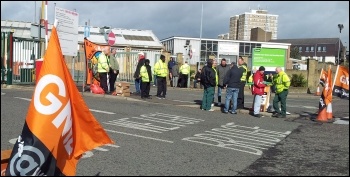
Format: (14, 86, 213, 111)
(154, 55, 168, 99)
(98, 48, 110, 93)
(179, 61, 190, 88)
(140, 59, 152, 99)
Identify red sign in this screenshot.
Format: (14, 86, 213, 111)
(108, 31, 116, 46)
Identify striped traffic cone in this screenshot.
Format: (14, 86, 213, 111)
(315, 86, 321, 96)
(326, 103, 333, 121)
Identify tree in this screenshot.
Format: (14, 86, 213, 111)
(290, 47, 301, 59)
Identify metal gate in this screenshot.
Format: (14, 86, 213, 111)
(115, 50, 162, 82)
(1, 32, 40, 85)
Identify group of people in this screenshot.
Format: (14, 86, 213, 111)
(200, 57, 291, 119)
(97, 48, 120, 94)
(168, 57, 191, 88)
(133, 53, 168, 99)
(132, 53, 291, 118)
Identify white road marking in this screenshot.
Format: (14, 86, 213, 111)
(89, 109, 115, 115)
(13, 97, 115, 114)
(14, 97, 31, 101)
(104, 129, 174, 143)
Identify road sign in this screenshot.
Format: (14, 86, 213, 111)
(108, 31, 115, 46)
(84, 26, 90, 37)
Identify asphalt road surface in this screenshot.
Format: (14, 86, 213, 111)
(1, 87, 348, 176)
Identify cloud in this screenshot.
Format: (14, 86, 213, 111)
(1, 1, 349, 45)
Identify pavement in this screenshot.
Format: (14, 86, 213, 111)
(1, 83, 310, 120)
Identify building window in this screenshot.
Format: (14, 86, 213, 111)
(322, 46, 326, 52)
(306, 47, 309, 52)
(299, 47, 302, 52)
(317, 46, 321, 52)
(310, 46, 314, 52)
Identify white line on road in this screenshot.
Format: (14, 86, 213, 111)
(14, 97, 31, 101)
(104, 129, 174, 143)
(171, 100, 196, 103)
(14, 97, 116, 114)
(89, 109, 115, 115)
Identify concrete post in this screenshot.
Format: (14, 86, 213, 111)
(307, 58, 318, 93)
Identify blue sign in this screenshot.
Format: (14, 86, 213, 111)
(84, 26, 90, 37)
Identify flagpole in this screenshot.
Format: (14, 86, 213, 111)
(199, 1, 203, 62)
(332, 65, 339, 93)
(45, 1, 48, 50)
(318, 68, 323, 86)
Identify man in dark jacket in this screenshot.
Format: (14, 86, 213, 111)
(222, 63, 243, 114)
(168, 57, 176, 87)
(252, 66, 267, 118)
(133, 52, 146, 95)
(200, 59, 216, 111)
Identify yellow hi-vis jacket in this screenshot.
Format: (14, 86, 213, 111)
(97, 52, 109, 73)
(239, 64, 248, 82)
(273, 71, 291, 94)
(140, 65, 151, 82)
(154, 60, 168, 77)
(212, 66, 218, 86)
(180, 63, 190, 75)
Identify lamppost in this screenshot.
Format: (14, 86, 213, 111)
(337, 24, 344, 65)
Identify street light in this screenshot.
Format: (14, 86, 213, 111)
(337, 24, 344, 65)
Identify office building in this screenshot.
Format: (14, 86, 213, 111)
(229, 9, 278, 41)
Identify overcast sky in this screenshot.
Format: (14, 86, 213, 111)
(1, 1, 349, 46)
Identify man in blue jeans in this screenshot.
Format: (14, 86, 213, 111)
(222, 63, 242, 114)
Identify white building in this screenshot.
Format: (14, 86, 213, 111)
(160, 36, 291, 70)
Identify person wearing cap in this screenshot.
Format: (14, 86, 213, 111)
(200, 59, 217, 111)
(272, 67, 291, 118)
(222, 61, 242, 114)
(154, 54, 168, 99)
(140, 59, 152, 99)
(252, 66, 267, 118)
(133, 52, 146, 95)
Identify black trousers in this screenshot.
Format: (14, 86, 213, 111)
(99, 72, 108, 93)
(181, 74, 188, 88)
(141, 82, 151, 98)
(109, 70, 117, 92)
(237, 81, 245, 109)
(156, 77, 167, 97)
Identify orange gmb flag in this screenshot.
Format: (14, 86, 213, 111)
(84, 38, 110, 85)
(319, 66, 333, 110)
(5, 25, 114, 176)
(332, 65, 349, 99)
(319, 68, 327, 87)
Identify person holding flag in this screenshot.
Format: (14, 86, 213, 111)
(4, 20, 113, 176)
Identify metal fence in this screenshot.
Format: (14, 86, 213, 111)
(1, 32, 162, 87)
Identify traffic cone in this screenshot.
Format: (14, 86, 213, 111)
(315, 86, 321, 96)
(316, 103, 333, 123)
(326, 103, 333, 121)
(316, 108, 328, 122)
